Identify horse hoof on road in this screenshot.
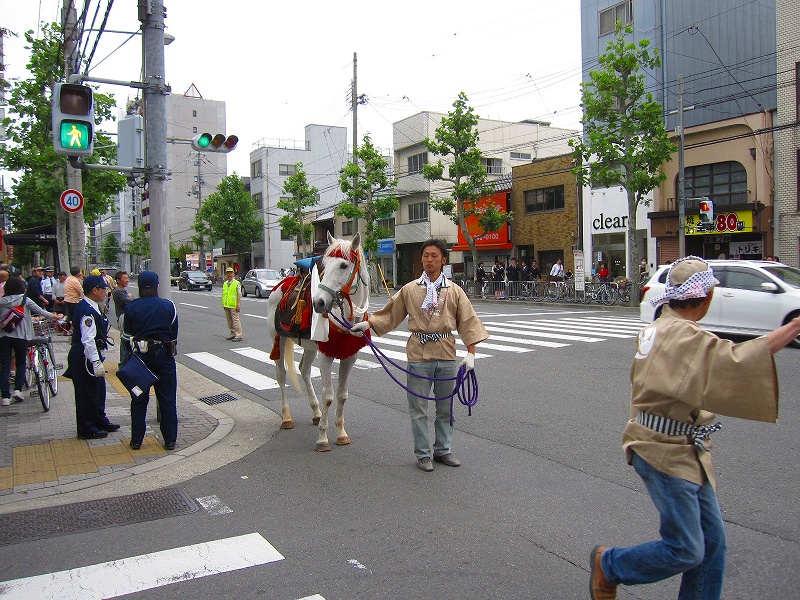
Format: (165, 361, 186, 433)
(315, 441, 332, 452)
(281, 420, 294, 430)
(336, 436, 351, 446)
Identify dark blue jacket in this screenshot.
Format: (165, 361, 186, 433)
(123, 296, 178, 342)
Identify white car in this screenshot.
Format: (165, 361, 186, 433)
(640, 260, 800, 345)
(241, 269, 283, 298)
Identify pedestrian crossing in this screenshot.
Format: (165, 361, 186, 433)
(184, 314, 645, 393)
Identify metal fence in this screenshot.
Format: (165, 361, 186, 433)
(457, 279, 636, 306)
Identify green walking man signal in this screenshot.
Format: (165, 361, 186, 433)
(52, 83, 95, 157)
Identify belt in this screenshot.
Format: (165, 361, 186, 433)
(636, 411, 721, 452)
(412, 331, 452, 345)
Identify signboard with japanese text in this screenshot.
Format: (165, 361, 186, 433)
(729, 240, 763, 257)
(573, 250, 585, 291)
(684, 210, 753, 236)
(452, 191, 512, 251)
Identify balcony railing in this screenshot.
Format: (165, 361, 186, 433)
(665, 191, 749, 211)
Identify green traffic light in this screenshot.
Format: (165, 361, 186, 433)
(59, 120, 90, 150)
(196, 133, 212, 148)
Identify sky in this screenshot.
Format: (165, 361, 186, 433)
(2, 0, 585, 178)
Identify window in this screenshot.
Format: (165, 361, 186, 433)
(723, 268, 770, 292)
(681, 161, 747, 206)
(251, 160, 262, 179)
(342, 220, 355, 236)
(280, 228, 293, 241)
(525, 185, 565, 213)
(192, 126, 197, 133)
(192, 110, 197, 117)
(481, 157, 503, 175)
(408, 201, 428, 223)
(510, 152, 532, 160)
(407, 152, 427, 174)
(377, 217, 395, 236)
(279, 164, 296, 176)
(599, 1, 633, 36)
(252, 193, 263, 210)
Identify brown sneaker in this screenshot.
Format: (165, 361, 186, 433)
(416, 457, 434, 472)
(433, 453, 461, 467)
(590, 546, 616, 600)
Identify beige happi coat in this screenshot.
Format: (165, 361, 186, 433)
(624, 306, 778, 489)
(368, 276, 488, 362)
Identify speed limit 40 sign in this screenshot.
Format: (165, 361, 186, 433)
(60, 189, 84, 213)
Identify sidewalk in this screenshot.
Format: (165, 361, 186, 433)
(0, 326, 278, 510)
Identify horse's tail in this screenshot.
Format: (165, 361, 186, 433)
(284, 337, 304, 394)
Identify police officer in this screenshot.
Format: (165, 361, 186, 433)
(66, 274, 119, 439)
(123, 271, 179, 451)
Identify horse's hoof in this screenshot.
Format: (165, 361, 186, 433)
(336, 436, 351, 446)
(312, 416, 321, 425)
(315, 441, 331, 452)
(281, 420, 294, 430)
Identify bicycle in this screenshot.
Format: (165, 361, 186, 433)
(24, 319, 61, 412)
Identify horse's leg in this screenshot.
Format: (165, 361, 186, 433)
(298, 343, 322, 424)
(276, 338, 293, 429)
(315, 353, 335, 452)
(334, 355, 357, 446)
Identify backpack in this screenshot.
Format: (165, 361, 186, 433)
(1, 298, 26, 333)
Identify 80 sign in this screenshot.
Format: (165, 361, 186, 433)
(714, 213, 744, 232)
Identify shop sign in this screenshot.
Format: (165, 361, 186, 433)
(684, 210, 753, 236)
(378, 239, 394, 254)
(729, 240, 762, 256)
(453, 191, 511, 250)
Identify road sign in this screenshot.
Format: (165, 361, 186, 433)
(60, 189, 84, 213)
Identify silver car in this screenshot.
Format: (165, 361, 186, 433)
(241, 269, 282, 298)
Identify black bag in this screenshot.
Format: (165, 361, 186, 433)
(116, 353, 159, 397)
(1, 298, 25, 333)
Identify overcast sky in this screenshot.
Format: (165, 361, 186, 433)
(2, 0, 584, 178)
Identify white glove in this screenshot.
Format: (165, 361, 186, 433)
(349, 320, 370, 336)
(459, 353, 475, 372)
(92, 360, 105, 378)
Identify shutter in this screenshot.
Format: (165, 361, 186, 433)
(658, 236, 680, 265)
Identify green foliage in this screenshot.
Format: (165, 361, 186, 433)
(569, 23, 675, 291)
(126, 224, 150, 258)
(337, 134, 399, 257)
(279, 163, 318, 255)
(174, 242, 194, 259)
(99, 233, 121, 265)
(0, 24, 126, 232)
(422, 92, 512, 274)
(196, 173, 262, 263)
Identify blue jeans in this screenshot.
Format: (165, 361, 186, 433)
(406, 360, 457, 460)
(603, 452, 727, 600)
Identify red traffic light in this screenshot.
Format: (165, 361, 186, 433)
(699, 201, 711, 212)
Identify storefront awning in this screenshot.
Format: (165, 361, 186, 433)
(3, 224, 58, 246)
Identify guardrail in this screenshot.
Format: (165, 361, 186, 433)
(456, 279, 637, 306)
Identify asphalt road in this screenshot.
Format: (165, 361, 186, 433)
(2, 291, 798, 599)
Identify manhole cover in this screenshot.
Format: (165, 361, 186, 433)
(198, 393, 237, 405)
(0, 488, 199, 546)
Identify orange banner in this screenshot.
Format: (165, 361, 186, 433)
(452, 191, 512, 251)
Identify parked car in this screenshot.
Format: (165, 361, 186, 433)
(241, 269, 282, 298)
(640, 259, 800, 345)
(177, 270, 213, 291)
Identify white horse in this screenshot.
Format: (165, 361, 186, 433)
(265, 233, 370, 452)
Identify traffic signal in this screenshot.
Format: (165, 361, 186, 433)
(52, 83, 95, 157)
(191, 132, 238, 153)
(698, 198, 714, 230)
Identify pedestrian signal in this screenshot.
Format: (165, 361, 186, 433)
(52, 83, 95, 157)
(698, 198, 714, 231)
(191, 132, 238, 153)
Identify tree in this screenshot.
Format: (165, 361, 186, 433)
(0, 23, 126, 271)
(126, 224, 150, 259)
(337, 134, 399, 291)
(569, 23, 676, 304)
(99, 233, 122, 265)
(194, 174, 262, 265)
(278, 163, 318, 257)
(422, 92, 513, 280)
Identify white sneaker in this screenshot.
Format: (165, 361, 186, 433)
(11, 391, 24, 403)
(0, 397, 10, 406)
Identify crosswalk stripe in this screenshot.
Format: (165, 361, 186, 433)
(559, 316, 642, 326)
(507, 321, 634, 339)
(483, 324, 602, 343)
(185, 352, 279, 390)
(0, 533, 283, 600)
(232, 347, 321, 379)
(554, 319, 643, 332)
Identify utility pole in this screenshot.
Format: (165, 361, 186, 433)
(677, 75, 686, 256)
(140, 0, 171, 299)
(62, 0, 85, 272)
(351, 52, 358, 208)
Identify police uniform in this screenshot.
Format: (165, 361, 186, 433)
(123, 271, 179, 449)
(67, 277, 116, 439)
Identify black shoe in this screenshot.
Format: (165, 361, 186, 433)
(129, 440, 142, 450)
(78, 431, 108, 440)
(225, 335, 235, 340)
(164, 441, 176, 451)
(100, 422, 121, 432)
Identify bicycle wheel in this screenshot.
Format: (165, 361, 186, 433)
(546, 282, 559, 301)
(45, 343, 58, 396)
(532, 282, 545, 302)
(24, 352, 33, 389)
(35, 349, 50, 412)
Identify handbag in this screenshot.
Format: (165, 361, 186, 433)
(116, 353, 159, 397)
(1, 298, 26, 333)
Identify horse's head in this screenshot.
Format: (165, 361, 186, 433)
(312, 232, 364, 314)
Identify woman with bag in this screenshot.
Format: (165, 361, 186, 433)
(0, 275, 63, 406)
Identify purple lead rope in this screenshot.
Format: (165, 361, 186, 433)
(328, 313, 479, 424)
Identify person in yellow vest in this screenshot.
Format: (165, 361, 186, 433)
(222, 267, 243, 341)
